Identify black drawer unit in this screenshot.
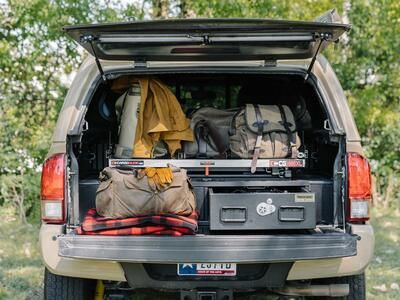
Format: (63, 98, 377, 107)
(209, 190, 316, 230)
(78, 177, 329, 232)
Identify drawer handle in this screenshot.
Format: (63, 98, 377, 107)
(220, 207, 247, 223)
(278, 206, 305, 222)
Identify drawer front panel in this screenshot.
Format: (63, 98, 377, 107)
(209, 191, 316, 230)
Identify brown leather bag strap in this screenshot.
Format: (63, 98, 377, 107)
(250, 104, 264, 173)
(278, 105, 297, 158)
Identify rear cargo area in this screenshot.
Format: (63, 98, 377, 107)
(72, 72, 343, 233)
(72, 74, 341, 234)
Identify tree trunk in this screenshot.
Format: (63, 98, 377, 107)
(383, 173, 394, 209)
(11, 182, 27, 225)
(178, 0, 196, 18)
(179, 0, 188, 18)
(152, 0, 169, 19)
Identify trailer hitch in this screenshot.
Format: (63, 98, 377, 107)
(180, 289, 233, 300)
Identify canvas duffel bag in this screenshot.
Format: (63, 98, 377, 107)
(96, 167, 196, 218)
(183, 107, 238, 158)
(230, 104, 301, 172)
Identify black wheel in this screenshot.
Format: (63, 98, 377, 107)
(311, 273, 366, 300)
(44, 268, 96, 300)
(336, 273, 366, 300)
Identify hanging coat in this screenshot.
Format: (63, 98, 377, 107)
(134, 78, 194, 157)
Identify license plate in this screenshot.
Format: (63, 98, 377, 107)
(177, 263, 236, 276)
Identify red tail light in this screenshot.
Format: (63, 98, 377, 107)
(347, 152, 372, 222)
(41, 153, 66, 223)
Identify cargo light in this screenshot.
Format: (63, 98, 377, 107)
(40, 153, 66, 224)
(347, 152, 372, 222)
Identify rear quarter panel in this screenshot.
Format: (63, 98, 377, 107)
(313, 55, 363, 154)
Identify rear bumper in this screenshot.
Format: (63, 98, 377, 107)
(40, 224, 374, 282)
(58, 233, 358, 263)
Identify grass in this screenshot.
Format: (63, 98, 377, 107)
(366, 208, 400, 299)
(0, 207, 43, 300)
(0, 206, 399, 299)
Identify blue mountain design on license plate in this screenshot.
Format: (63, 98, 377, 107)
(177, 263, 236, 276)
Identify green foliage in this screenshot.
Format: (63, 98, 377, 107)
(0, 0, 145, 221)
(0, 0, 399, 222)
(180, 0, 343, 19)
(332, 0, 400, 204)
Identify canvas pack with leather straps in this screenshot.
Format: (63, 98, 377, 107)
(183, 105, 300, 169)
(96, 166, 196, 218)
(230, 104, 300, 171)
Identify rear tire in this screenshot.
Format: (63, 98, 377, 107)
(311, 273, 366, 300)
(44, 268, 96, 300)
(337, 273, 366, 300)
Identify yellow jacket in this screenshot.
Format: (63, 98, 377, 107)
(113, 77, 193, 157)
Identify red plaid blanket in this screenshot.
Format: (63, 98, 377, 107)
(76, 208, 198, 236)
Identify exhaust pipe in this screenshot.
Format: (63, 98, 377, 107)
(272, 284, 349, 297)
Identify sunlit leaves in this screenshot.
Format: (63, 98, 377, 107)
(0, 0, 399, 220)
(0, 0, 145, 220)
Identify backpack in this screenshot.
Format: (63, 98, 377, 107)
(229, 104, 300, 172)
(183, 107, 238, 158)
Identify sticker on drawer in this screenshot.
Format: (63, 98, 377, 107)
(295, 193, 315, 202)
(177, 263, 237, 276)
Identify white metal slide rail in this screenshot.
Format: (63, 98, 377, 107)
(108, 158, 306, 169)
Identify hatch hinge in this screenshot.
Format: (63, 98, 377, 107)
(133, 60, 148, 69)
(304, 33, 331, 81)
(263, 60, 277, 67)
(80, 34, 107, 83)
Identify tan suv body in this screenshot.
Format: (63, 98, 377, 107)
(40, 15, 374, 299)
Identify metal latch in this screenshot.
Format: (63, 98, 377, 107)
(323, 119, 331, 131)
(133, 60, 148, 68)
(82, 120, 89, 132)
(263, 60, 277, 67)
